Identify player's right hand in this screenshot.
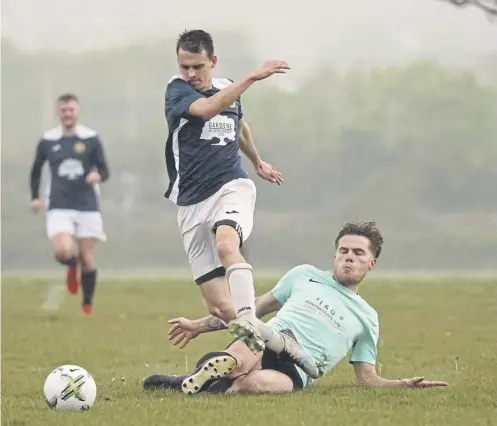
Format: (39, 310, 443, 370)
(402, 377, 449, 388)
(255, 160, 284, 185)
(167, 317, 200, 349)
(30, 198, 42, 213)
(249, 60, 290, 81)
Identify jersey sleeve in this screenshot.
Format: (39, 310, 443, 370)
(349, 316, 380, 365)
(270, 264, 308, 305)
(165, 78, 204, 124)
(238, 97, 244, 120)
(226, 77, 243, 120)
(91, 136, 110, 182)
(30, 139, 47, 199)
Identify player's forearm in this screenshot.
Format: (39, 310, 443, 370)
(255, 294, 281, 318)
(29, 164, 43, 199)
(98, 166, 109, 182)
(239, 121, 261, 166)
(195, 296, 272, 335)
(358, 374, 408, 388)
(190, 76, 255, 120)
(194, 316, 227, 334)
(94, 141, 110, 182)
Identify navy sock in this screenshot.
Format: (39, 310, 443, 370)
(81, 269, 97, 305)
(58, 256, 77, 267)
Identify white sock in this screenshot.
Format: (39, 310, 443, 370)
(254, 319, 285, 353)
(226, 263, 256, 320)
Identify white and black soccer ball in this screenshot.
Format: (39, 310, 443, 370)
(43, 364, 97, 411)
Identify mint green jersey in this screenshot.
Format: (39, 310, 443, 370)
(266, 264, 379, 388)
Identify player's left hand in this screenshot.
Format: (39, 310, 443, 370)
(402, 377, 449, 388)
(167, 317, 200, 349)
(255, 160, 283, 185)
(85, 171, 101, 185)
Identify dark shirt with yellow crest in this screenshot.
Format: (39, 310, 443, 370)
(30, 125, 110, 211)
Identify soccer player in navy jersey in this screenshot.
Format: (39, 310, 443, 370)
(164, 29, 299, 355)
(30, 93, 110, 315)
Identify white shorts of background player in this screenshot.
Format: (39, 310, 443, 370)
(46, 209, 107, 242)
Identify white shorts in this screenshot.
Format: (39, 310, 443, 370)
(178, 178, 256, 284)
(46, 209, 106, 242)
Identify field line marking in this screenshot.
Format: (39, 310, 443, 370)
(41, 282, 66, 311)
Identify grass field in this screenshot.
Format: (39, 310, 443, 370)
(2, 275, 496, 426)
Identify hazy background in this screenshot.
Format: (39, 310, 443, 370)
(2, 0, 497, 276)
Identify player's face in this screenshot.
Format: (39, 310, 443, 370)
(177, 48, 217, 91)
(333, 235, 376, 286)
(58, 100, 79, 129)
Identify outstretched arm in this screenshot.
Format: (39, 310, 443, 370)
(189, 78, 255, 121)
(238, 118, 261, 167)
(168, 265, 302, 348)
(197, 292, 282, 333)
(238, 118, 283, 185)
(188, 60, 290, 120)
(167, 292, 282, 348)
(353, 362, 449, 388)
(188, 292, 281, 333)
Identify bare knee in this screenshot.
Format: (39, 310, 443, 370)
(53, 245, 73, 263)
(226, 340, 261, 376)
(232, 370, 294, 394)
(207, 302, 235, 324)
(235, 371, 272, 394)
(216, 239, 239, 266)
(215, 225, 243, 266)
(51, 234, 74, 262)
(54, 251, 72, 263)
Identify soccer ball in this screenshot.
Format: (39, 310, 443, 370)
(43, 364, 97, 411)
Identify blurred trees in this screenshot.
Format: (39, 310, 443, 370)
(2, 34, 496, 270)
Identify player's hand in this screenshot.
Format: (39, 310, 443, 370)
(167, 317, 200, 349)
(249, 60, 290, 81)
(30, 198, 42, 213)
(85, 171, 101, 185)
(402, 377, 449, 388)
(255, 160, 284, 185)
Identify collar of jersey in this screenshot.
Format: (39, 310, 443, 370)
(328, 272, 360, 296)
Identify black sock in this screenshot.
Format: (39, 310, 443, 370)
(81, 269, 97, 305)
(204, 378, 235, 393)
(58, 256, 77, 267)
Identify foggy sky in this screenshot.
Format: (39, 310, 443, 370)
(3, 0, 496, 70)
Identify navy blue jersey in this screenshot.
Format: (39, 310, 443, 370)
(30, 125, 110, 212)
(164, 76, 248, 206)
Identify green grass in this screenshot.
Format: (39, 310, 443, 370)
(2, 276, 496, 426)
